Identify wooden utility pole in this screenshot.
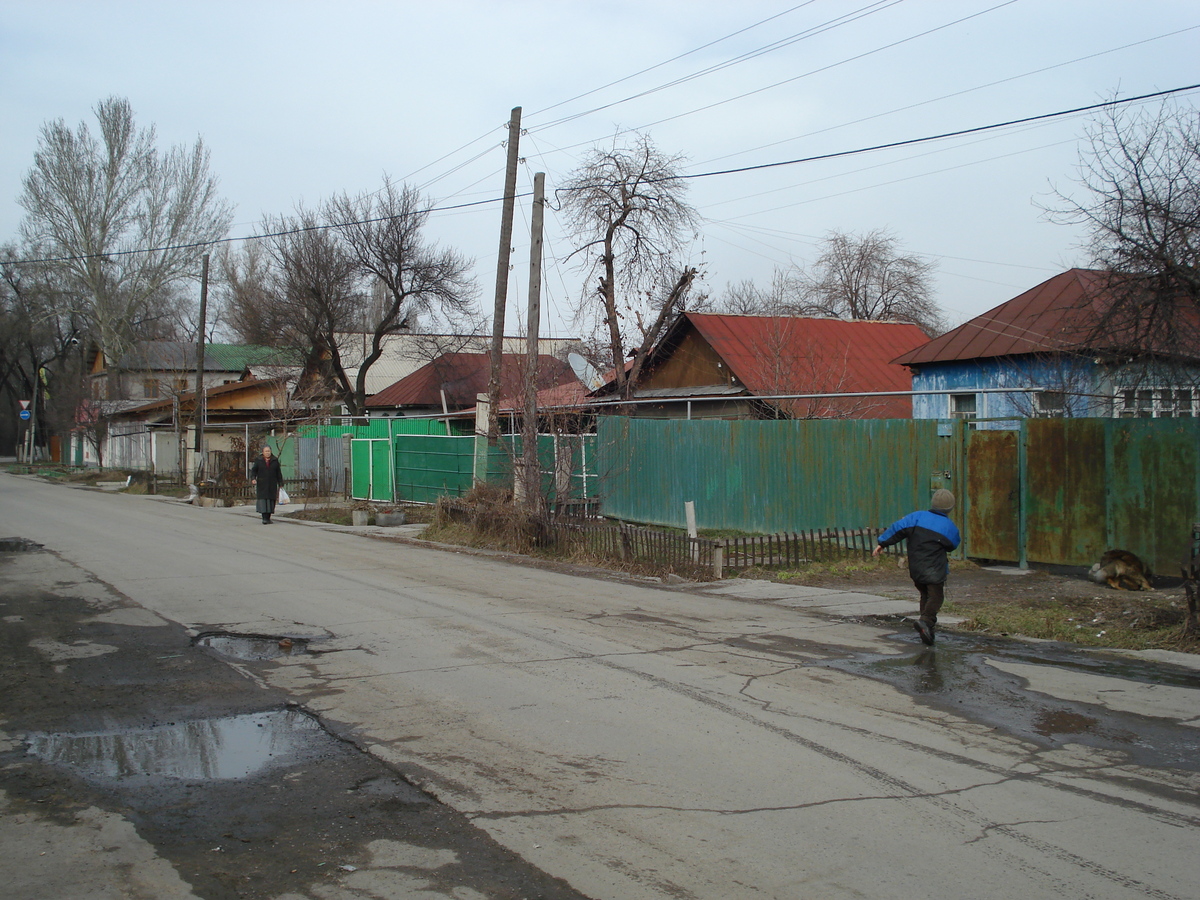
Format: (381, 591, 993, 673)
(192, 253, 210, 482)
(486, 107, 522, 447)
(520, 172, 546, 508)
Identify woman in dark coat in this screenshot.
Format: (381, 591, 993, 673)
(249, 445, 283, 524)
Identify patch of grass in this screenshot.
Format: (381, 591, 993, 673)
(286, 507, 355, 526)
(947, 593, 1199, 652)
(754, 554, 899, 581)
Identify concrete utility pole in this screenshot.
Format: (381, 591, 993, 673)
(486, 107, 522, 447)
(192, 253, 210, 482)
(520, 172, 545, 508)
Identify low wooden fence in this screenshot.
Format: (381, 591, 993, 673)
(198, 477, 320, 502)
(550, 520, 899, 579)
(436, 498, 899, 578)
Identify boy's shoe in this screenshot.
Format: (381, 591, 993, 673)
(914, 619, 935, 646)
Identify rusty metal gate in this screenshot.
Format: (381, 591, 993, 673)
(965, 429, 1020, 562)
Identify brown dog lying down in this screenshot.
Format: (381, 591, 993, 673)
(1089, 549, 1154, 591)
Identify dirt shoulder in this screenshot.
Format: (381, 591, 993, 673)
(771, 557, 1200, 653)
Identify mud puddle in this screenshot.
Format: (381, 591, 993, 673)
(826, 631, 1200, 770)
(26, 708, 331, 781)
(195, 631, 309, 660)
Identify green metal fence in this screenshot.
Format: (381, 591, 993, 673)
(967, 418, 1200, 574)
(596, 415, 1200, 574)
(597, 417, 962, 534)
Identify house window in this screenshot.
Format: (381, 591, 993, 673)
(142, 378, 159, 399)
(950, 393, 978, 420)
(1035, 391, 1066, 417)
(1116, 387, 1196, 418)
(175, 378, 189, 392)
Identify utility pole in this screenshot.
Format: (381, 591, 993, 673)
(486, 107, 522, 448)
(192, 253, 210, 482)
(520, 173, 545, 509)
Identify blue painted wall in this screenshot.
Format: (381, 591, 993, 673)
(911, 356, 1101, 427)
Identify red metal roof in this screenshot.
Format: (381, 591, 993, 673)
(365, 352, 577, 409)
(681, 312, 929, 417)
(891, 268, 1192, 366)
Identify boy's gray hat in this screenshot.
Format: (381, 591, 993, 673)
(931, 488, 955, 511)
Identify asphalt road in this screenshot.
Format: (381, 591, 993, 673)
(2, 472, 1199, 900)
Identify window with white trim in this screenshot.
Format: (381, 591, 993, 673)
(1035, 390, 1066, 417)
(950, 393, 978, 420)
(1115, 387, 1196, 418)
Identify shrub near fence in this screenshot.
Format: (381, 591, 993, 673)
(438, 497, 900, 578)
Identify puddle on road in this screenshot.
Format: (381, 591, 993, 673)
(195, 632, 308, 660)
(26, 709, 327, 781)
(0, 537, 43, 553)
(825, 632, 1200, 770)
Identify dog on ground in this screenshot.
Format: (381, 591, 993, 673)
(1089, 549, 1154, 591)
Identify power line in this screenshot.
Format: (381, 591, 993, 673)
(681, 83, 1200, 181)
(527, 1, 824, 120)
(604, 0, 1017, 140)
(10, 82, 1198, 269)
(692, 23, 1200, 170)
(528, 0, 904, 132)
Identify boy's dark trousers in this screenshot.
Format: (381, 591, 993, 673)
(914, 580, 945, 625)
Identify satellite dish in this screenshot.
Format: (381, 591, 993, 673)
(567, 352, 603, 390)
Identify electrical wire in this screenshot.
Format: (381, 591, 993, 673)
(692, 23, 1200, 169)
(9, 82, 1198, 268)
(527, 1, 823, 120)
(528, 0, 905, 132)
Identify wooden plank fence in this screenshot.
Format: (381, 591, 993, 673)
(437, 498, 902, 578)
(550, 520, 899, 578)
(198, 477, 320, 502)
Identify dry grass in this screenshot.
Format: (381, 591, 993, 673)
(948, 593, 1200, 652)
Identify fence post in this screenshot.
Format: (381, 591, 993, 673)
(713, 546, 724, 579)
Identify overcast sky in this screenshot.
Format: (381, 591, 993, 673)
(2, 0, 1197, 338)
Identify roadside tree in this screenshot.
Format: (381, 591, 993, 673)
(560, 134, 701, 399)
(800, 229, 943, 334)
(17, 97, 233, 363)
(1051, 99, 1200, 358)
(327, 178, 476, 414)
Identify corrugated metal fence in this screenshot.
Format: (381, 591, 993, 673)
(595, 416, 1200, 575)
(597, 417, 961, 534)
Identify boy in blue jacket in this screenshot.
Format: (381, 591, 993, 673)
(873, 489, 961, 645)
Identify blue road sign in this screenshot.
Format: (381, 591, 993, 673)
(19, 410, 31, 420)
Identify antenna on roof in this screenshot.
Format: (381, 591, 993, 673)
(567, 352, 603, 390)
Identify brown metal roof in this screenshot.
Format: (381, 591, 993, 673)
(893, 268, 1152, 366)
(365, 353, 577, 409)
(680, 313, 929, 417)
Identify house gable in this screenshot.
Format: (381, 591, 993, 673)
(624, 313, 926, 419)
(640, 326, 732, 391)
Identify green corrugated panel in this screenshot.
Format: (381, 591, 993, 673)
(394, 435, 482, 502)
(370, 440, 392, 501)
(1104, 418, 1200, 574)
(350, 440, 371, 499)
(597, 417, 955, 532)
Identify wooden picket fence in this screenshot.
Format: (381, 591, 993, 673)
(549, 519, 897, 579)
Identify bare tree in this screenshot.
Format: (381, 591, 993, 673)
(0, 245, 88, 455)
(17, 97, 233, 363)
(560, 134, 701, 399)
(1050, 99, 1200, 360)
(714, 268, 813, 316)
(800, 229, 943, 334)
(264, 206, 364, 413)
(328, 178, 476, 413)
(213, 242, 290, 346)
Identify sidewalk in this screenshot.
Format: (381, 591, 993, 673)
(191, 498, 933, 621)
